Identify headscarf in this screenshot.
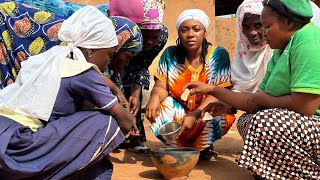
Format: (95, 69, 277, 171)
(0, 6, 118, 121)
(311, 1, 320, 26)
(176, 9, 210, 31)
(231, 0, 273, 93)
(108, 0, 144, 24)
(262, 0, 313, 24)
(140, 0, 164, 30)
(110, 16, 143, 55)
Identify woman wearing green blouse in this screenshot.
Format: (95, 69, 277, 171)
(181, 0, 320, 179)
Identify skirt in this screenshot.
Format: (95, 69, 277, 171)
(0, 111, 124, 179)
(237, 108, 320, 179)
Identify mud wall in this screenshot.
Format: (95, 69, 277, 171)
(66, 0, 237, 74)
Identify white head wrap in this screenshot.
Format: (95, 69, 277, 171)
(311, 1, 320, 26)
(176, 9, 210, 31)
(0, 6, 118, 121)
(231, 0, 273, 93)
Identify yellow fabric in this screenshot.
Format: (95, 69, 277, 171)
(0, 109, 43, 132)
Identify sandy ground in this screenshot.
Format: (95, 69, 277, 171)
(110, 112, 253, 180)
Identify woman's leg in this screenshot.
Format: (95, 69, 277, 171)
(151, 96, 185, 143)
(238, 108, 320, 179)
(236, 113, 254, 140)
(68, 155, 114, 180)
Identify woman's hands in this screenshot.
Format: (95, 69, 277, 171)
(183, 81, 215, 96)
(145, 80, 169, 124)
(123, 118, 140, 139)
(128, 83, 141, 116)
(176, 114, 197, 138)
(145, 95, 161, 124)
(201, 102, 232, 118)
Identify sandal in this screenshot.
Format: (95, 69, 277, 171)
(199, 145, 218, 160)
(128, 145, 151, 157)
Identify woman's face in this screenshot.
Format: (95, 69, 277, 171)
(260, 6, 291, 49)
(109, 49, 135, 73)
(141, 29, 161, 51)
(178, 19, 206, 51)
(87, 46, 118, 72)
(242, 13, 265, 45)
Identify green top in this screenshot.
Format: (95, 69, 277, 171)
(259, 23, 320, 115)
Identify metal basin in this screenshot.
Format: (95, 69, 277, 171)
(158, 122, 181, 144)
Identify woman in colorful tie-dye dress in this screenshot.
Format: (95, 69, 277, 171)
(145, 9, 236, 160)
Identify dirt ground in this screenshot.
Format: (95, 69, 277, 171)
(110, 112, 253, 180)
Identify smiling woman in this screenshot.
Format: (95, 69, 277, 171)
(231, 0, 273, 93)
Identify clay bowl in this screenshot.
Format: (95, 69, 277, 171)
(151, 147, 200, 180)
(158, 122, 181, 144)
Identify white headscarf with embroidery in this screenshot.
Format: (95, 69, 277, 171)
(231, 0, 273, 93)
(0, 6, 118, 121)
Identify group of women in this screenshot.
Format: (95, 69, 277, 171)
(0, 0, 319, 179)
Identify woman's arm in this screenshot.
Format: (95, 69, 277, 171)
(187, 95, 219, 119)
(102, 75, 129, 108)
(145, 79, 169, 123)
(128, 83, 141, 116)
(108, 103, 139, 136)
(259, 92, 320, 116)
(186, 82, 320, 116)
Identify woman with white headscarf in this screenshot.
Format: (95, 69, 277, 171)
(0, 6, 138, 179)
(231, 0, 273, 93)
(145, 9, 236, 160)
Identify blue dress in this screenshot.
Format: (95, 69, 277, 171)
(0, 69, 124, 179)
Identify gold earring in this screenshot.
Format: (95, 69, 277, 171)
(87, 49, 92, 58)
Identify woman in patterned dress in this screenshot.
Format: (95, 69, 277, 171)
(184, 0, 320, 178)
(145, 9, 236, 160)
(122, 0, 168, 156)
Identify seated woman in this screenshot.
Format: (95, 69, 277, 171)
(231, 0, 273, 93)
(122, 0, 168, 156)
(184, 0, 320, 178)
(0, 6, 138, 179)
(145, 9, 236, 160)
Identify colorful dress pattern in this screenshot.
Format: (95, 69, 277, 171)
(0, 69, 124, 179)
(124, 25, 168, 90)
(0, 1, 143, 89)
(14, 0, 109, 18)
(0, 1, 62, 88)
(152, 45, 235, 151)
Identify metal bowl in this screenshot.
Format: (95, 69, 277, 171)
(158, 121, 181, 144)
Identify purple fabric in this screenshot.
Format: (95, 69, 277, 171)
(0, 69, 124, 179)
